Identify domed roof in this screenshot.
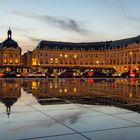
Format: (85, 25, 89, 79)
(0, 28, 20, 49)
(0, 38, 19, 49)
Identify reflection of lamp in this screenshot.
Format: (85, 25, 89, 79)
(32, 81, 37, 90)
(32, 81, 40, 90)
(49, 83, 53, 89)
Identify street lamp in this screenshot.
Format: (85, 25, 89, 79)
(96, 61, 99, 64)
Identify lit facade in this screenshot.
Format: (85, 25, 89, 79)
(32, 38, 140, 72)
(27, 79, 140, 105)
(0, 29, 21, 68)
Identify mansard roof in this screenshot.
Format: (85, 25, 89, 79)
(37, 40, 111, 50)
(36, 35, 140, 50)
(0, 38, 19, 49)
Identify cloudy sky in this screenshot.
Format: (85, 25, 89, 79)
(0, 0, 140, 53)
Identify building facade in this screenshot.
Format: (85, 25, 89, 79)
(31, 36, 140, 73)
(0, 28, 21, 71)
(22, 51, 32, 66)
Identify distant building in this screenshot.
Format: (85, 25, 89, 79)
(31, 36, 140, 72)
(0, 28, 21, 70)
(22, 51, 32, 66)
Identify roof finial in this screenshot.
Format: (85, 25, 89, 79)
(8, 27, 12, 39)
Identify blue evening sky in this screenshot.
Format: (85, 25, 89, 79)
(0, 0, 140, 53)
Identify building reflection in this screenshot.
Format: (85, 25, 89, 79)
(0, 79, 140, 115)
(21, 79, 140, 111)
(0, 80, 21, 117)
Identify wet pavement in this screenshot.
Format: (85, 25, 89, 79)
(0, 79, 140, 140)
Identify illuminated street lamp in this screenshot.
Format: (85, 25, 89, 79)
(96, 61, 99, 64)
(74, 55, 77, 58)
(65, 54, 68, 58)
(124, 67, 127, 71)
(130, 51, 133, 56)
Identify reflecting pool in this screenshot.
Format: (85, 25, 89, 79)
(0, 79, 140, 140)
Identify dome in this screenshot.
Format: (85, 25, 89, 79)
(0, 28, 20, 49)
(0, 38, 19, 49)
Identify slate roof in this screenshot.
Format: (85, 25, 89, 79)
(0, 38, 19, 49)
(36, 35, 140, 50)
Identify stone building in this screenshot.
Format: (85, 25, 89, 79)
(0, 28, 21, 71)
(21, 51, 32, 66)
(31, 35, 140, 73)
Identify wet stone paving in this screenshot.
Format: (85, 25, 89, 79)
(0, 79, 140, 140)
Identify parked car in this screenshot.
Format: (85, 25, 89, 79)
(58, 70, 81, 78)
(81, 70, 108, 78)
(3, 71, 22, 78)
(81, 70, 94, 78)
(118, 71, 130, 78)
(130, 70, 139, 78)
(45, 72, 56, 78)
(28, 72, 45, 78)
(0, 72, 5, 78)
(20, 72, 30, 78)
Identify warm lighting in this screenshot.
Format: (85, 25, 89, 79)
(129, 93, 132, 98)
(55, 82, 58, 88)
(32, 58, 38, 66)
(55, 58, 58, 64)
(96, 61, 99, 64)
(32, 81, 40, 90)
(10, 59, 13, 63)
(59, 89, 62, 93)
(50, 83, 53, 89)
(64, 88, 67, 93)
(15, 58, 19, 64)
(74, 88, 77, 92)
(50, 58, 54, 64)
(130, 51, 133, 56)
(124, 67, 127, 71)
(4, 59, 7, 63)
(74, 55, 77, 58)
(65, 54, 68, 58)
(60, 54, 63, 57)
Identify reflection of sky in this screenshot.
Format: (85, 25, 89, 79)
(0, 0, 140, 53)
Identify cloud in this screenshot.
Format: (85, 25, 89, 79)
(119, 0, 125, 11)
(26, 36, 42, 42)
(118, 0, 140, 22)
(12, 11, 89, 34)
